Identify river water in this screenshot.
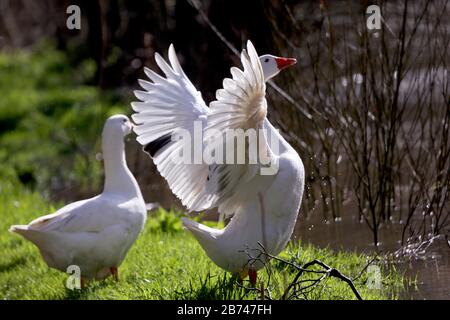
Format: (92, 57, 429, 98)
(293, 210, 450, 300)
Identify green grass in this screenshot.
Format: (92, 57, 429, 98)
(0, 42, 125, 194)
(0, 179, 405, 300)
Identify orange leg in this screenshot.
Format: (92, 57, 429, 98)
(238, 269, 249, 284)
(110, 267, 119, 281)
(248, 268, 257, 286)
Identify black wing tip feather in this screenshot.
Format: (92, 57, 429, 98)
(143, 133, 172, 157)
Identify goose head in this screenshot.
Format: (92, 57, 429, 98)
(259, 54, 297, 81)
(102, 114, 134, 141)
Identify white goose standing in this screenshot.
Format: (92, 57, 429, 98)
(132, 41, 304, 284)
(10, 115, 147, 286)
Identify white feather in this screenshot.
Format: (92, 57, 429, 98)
(132, 41, 305, 275)
(10, 115, 147, 280)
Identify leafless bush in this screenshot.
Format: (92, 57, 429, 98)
(263, 0, 449, 248)
(239, 243, 366, 300)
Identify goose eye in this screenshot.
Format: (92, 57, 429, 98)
(264, 58, 269, 63)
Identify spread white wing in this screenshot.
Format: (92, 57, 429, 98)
(203, 41, 278, 217)
(132, 41, 278, 217)
(132, 45, 213, 211)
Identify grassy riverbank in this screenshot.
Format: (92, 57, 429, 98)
(0, 179, 405, 300)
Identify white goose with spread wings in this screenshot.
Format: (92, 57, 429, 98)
(132, 41, 304, 283)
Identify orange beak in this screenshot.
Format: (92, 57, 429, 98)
(275, 57, 297, 71)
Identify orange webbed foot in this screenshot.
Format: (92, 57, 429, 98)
(110, 267, 119, 281)
(248, 268, 257, 287)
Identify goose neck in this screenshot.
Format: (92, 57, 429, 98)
(102, 136, 138, 196)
